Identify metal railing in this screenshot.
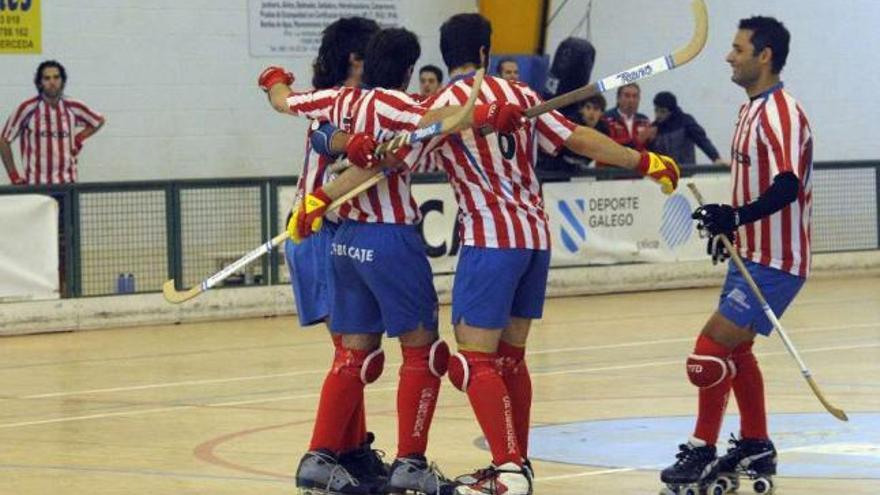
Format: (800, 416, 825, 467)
(1, 161, 877, 298)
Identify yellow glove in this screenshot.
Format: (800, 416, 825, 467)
(637, 152, 681, 195)
(287, 189, 331, 244)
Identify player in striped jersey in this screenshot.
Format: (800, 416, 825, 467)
(661, 17, 810, 495)
(259, 17, 389, 494)
(261, 27, 509, 495)
(386, 15, 679, 495)
(2, 60, 105, 185)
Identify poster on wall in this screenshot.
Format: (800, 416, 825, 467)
(249, 0, 402, 57)
(0, 0, 40, 54)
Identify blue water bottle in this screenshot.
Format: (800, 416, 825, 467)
(125, 273, 135, 294)
(116, 273, 126, 294)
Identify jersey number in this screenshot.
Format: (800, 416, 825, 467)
(497, 133, 516, 160)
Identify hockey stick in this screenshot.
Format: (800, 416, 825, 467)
(687, 183, 848, 422)
(162, 68, 486, 304)
(473, 0, 708, 139)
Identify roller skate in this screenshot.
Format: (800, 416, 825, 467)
(295, 449, 378, 495)
(385, 454, 458, 494)
(339, 432, 390, 491)
(454, 462, 532, 495)
(716, 435, 777, 494)
(659, 439, 725, 495)
(454, 457, 533, 486)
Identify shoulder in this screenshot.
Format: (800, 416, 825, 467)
(13, 96, 40, 113)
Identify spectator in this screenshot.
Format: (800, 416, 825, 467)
(418, 64, 443, 98)
(496, 57, 519, 81)
(643, 91, 727, 165)
(603, 82, 650, 151)
(1, 60, 105, 185)
(578, 94, 610, 136)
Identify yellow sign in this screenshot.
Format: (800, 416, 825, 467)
(0, 0, 41, 54)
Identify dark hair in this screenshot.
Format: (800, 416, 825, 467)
(653, 91, 678, 111)
(312, 17, 380, 89)
(440, 13, 491, 71)
(363, 28, 421, 89)
(739, 16, 790, 74)
(419, 64, 443, 84)
(495, 57, 517, 74)
(580, 94, 606, 111)
(616, 82, 640, 97)
(34, 60, 67, 93)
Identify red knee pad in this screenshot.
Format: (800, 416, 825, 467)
(448, 353, 470, 392)
(333, 347, 385, 384)
(687, 354, 735, 388)
(428, 339, 450, 378)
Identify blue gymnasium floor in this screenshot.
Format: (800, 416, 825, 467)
(527, 413, 880, 479)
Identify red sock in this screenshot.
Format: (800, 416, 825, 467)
(309, 347, 371, 453)
(460, 350, 521, 467)
(330, 335, 368, 453)
(396, 343, 442, 458)
(498, 340, 532, 457)
(692, 334, 733, 445)
(731, 341, 768, 440)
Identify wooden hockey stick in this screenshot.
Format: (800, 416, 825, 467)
(687, 183, 848, 422)
(162, 68, 486, 304)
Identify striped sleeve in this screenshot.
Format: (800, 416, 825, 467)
(758, 92, 800, 177)
(396, 89, 458, 172)
(285, 88, 340, 121)
(519, 85, 576, 154)
(66, 99, 104, 127)
(1, 98, 38, 142)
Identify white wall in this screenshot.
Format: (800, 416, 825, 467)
(544, 0, 879, 162)
(0, 0, 475, 182)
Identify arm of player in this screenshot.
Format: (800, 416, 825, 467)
(693, 172, 800, 237)
(0, 138, 24, 185)
(564, 125, 681, 194)
(72, 120, 105, 156)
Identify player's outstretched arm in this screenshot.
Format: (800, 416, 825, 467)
(564, 125, 681, 194)
(257, 66, 296, 113)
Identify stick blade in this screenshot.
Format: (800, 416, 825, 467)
(162, 279, 199, 304)
(807, 376, 849, 421)
(671, 0, 709, 67)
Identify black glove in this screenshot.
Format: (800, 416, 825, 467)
(692, 203, 740, 236)
(706, 230, 736, 265)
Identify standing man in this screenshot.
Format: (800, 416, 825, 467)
(396, 14, 679, 495)
(603, 82, 649, 151)
(419, 64, 444, 98)
(660, 17, 811, 495)
(644, 91, 726, 166)
(2, 60, 105, 185)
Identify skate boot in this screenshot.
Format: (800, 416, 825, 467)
(385, 454, 458, 495)
(716, 435, 777, 494)
(659, 439, 725, 495)
(295, 449, 377, 495)
(339, 432, 390, 492)
(455, 458, 532, 486)
(454, 462, 532, 495)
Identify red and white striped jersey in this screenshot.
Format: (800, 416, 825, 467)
(1, 96, 103, 184)
(405, 74, 577, 250)
(730, 83, 813, 277)
(286, 86, 364, 222)
(341, 88, 428, 224)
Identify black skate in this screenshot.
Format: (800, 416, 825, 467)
(716, 435, 777, 494)
(659, 441, 725, 495)
(385, 454, 458, 495)
(296, 449, 378, 495)
(339, 432, 390, 493)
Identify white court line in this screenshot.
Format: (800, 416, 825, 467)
(20, 322, 878, 400)
(24, 369, 326, 399)
(2, 341, 875, 430)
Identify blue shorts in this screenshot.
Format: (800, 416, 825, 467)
(452, 246, 551, 330)
(329, 222, 438, 337)
(718, 259, 805, 335)
(285, 221, 338, 327)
